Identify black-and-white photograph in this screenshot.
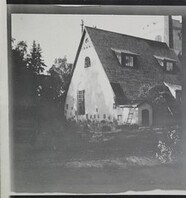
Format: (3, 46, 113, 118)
(4, 4, 186, 196)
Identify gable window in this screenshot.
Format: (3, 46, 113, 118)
(85, 56, 91, 68)
(77, 90, 85, 115)
(155, 35, 162, 42)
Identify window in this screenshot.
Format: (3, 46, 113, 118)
(155, 56, 176, 72)
(103, 114, 106, 119)
(166, 61, 174, 72)
(77, 90, 85, 115)
(84, 57, 91, 68)
(121, 54, 135, 67)
(125, 55, 134, 67)
(155, 35, 162, 42)
(176, 90, 182, 103)
(112, 48, 138, 68)
(66, 104, 68, 109)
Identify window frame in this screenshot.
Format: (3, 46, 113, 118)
(176, 89, 182, 103)
(165, 61, 175, 72)
(155, 56, 177, 73)
(77, 90, 85, 115)
(84, 56, 91, 68)
(121, 53, 136, 68)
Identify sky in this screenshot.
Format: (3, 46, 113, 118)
(12, 14, 181, 73)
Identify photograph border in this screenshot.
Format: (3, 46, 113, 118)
(1, 1, 186, 198)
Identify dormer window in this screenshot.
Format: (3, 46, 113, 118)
(154, 55, 177, 73)
(123, 55, 134, 67)
(176, 89, 182, 103)
(166, 61, 174, 72)
(85, 56, 91, 68)
(112, 48, 138, 68)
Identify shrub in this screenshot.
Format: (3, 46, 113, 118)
(101, 125, 112, 132)
(156, 127, 181, 163)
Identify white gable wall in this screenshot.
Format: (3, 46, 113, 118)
(65, 32, 116, 121)
(65, 31, 153, 126)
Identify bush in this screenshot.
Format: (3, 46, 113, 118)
(101, 125, 112, 132)
(156, 126, 181, 163)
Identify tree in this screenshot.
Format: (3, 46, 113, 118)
(48, 57, 72, 102)
(11, 41, 28, 97)
(28, 40, 46, 75)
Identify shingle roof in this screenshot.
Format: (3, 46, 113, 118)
(85, 26, 181, 103)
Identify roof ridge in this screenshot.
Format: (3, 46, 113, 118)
(85, 26, 168, 45)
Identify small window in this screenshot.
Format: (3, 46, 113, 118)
(103, 114, 106, 119)
(97, 114, 99, 119)
(96, 108, 98, 112)
(121, 54, 135, 67)
(156, 57, 176, 73)
(176, 90, 182, 103)
(166, 61, 174, 72)
(155, 35, 162, 42)
(85, 57, 91, 68)
(94, 114, 96, 119)
(126, 55, 134, 67)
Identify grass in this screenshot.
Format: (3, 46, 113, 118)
(11, 117, 186, 193)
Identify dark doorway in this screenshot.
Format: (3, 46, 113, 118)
(142, 109, 149, 126)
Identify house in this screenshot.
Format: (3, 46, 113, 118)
(64, 26, 182, 126)
(140, 16, 182, 57)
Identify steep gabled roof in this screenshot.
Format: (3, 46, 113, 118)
(85, 26, 181, 103)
